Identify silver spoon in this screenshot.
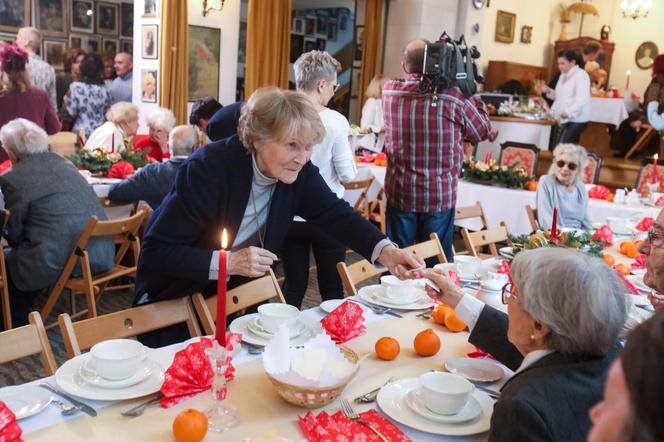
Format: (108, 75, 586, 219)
(51, 398, 79, 415)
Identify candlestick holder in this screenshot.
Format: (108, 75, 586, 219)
(204, 341, 240, 432)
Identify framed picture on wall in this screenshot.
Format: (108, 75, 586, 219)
(290, 34, 303, 63)
(103, 38, 119, 55)
(292, 17, 303, 35)
(142, 69, 157, 103)
(327, 20, 337, 41)
(43, 39, 67, 70)
(635, 41, 658, 70)
(316, 38, 326, 51)
(121, 39, 133, 54)
(120, 3, 133, 38)
(70, 0, 93, 33)
(0, 0, 30, 33)
(316, 15, 327, 37)
(238, 21, 246, 64)
(188, 25, 221, 101)
(141, 24, 158, 59)
(520, 25, 533, 44)
(96, 2, 119, 36)
(142, 0, 158, 18)
(70, 33, 101, 53)
(354, 26, 364, 62)
(495, 10, 516, 43)
(36, 0, 68, 38)
(304, 17, 315, 36)
(304, 37, 316, 53)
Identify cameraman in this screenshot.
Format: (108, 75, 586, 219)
(382, 39, 495, 259)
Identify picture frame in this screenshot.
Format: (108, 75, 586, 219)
(292, 17, 303, 35)
(142, 0, 158, 18)
(188, 25, 221, 101)
(120, 39, 133, 54)
(141, 24, 158, 59)
(520, 25, 533, 44)
(327, 20, 337, 41)
(304, 37, 316, 53)
(290, 34, 303, 63)
(0, 0, 30, 33)
(495, 10, 516, 43)
(238, 21, 246, 64)
(43, 39, 67, 70)
(36, 0, 68, 38)
(70, 0, 93, 34)
(141, 69, 157, 103)
(635, 41, 658, 70)
(120, 3, 134, 38)
(96, 2, 119, 36)
(316, 15, 327, 37)
(102, 38, 119, 55)
(69, 33, 101, 53)
(354, 26, 364, 62)
(316, 38, 326, 51)
(304, 17, 315, 36)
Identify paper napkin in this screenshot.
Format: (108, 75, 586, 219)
(635, 217, 654, 232)
(107, 161, 135, 179)
(588, 185, 611, 199)
(0, 401, 22, 442)
(631, 254, 646, 270)
(299, 410, 411, 442)
(591, 225, 613, 245)
(320, 301, 366, 344)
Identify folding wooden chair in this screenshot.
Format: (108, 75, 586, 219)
(454, 201, 490, 255)
(461, 224, 509, 258)
(98, 196, 140, 214)
(58, 297, 200, 358)
(368, 187, 387, 234)
(41, 208, 148, 322)
(0, 209, 12, 330)
(624, 124, 656, 160)
(343, 177, 374, 219)
(525, 204, 538, 233)
(0, 312, 57, 375)
(191, 269, 285, 335)
(636, 157, 664, 194)
(48, 132, 78, 157)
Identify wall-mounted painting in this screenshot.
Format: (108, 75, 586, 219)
(70, 33, 101, 53)
(304, 37, 316, 53)
(96, 2, 119, 36)
(520, 25, 533, 44)
(188, 25, 220, 101)
(43, 39, 67, 70)
(495, 10, 516, 43)
(121, 3, 133, 38)
(0, 0, 30, 33)
(142, 0, 157, 18)
(120, 39, 133, 54)
(290, 34, 303, 63)
(70, 0, 93, 34)
(141, 24, 158, 59)
(37, 0, 67, 38)
(635, 41, 658, 70)
(142, 69, 157, 103)
(103, 38, 119, 55)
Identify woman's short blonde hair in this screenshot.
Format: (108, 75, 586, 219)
(548, 143, 588, 184)
(293, 50, 341, 92)
(146, 107, 176, 132)
(238, 87, 325, 154)
(364, 74, 388, 99)
(106, 102, 139, 124)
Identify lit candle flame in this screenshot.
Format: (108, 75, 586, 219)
(655, 154, 659, 161)
(221, 229, 228, 250)
(626, 70, 631, 76)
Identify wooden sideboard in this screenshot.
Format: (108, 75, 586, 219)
(484, 61, 549, 93)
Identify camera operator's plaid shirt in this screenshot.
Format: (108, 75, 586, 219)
(382, 73, 491, 213)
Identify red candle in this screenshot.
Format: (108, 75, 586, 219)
(111, 133, 115, 154)
(215, 229, 229, 346)
(551, 208, 558, 239)
(652, 154, 659, 185)
(487, 152, 492, 163)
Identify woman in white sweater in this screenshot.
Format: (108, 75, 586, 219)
(359, 74, 388, 151)
(541, 50, 591, 146)
(281, 50, 358, 308)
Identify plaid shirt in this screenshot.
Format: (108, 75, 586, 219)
(382, 74, 491, 212)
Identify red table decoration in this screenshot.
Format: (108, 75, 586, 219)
(631, 254, 646, 270)
(497, 260, 512, 283)
(591, 225, 613, 245)
(587, 185, 611, 200)
(551, 207, 558, 240)
(0, 400, 22, 442)
(614, 269, 639, 295)
(107, 161, 135, 179)
(653, 154, 659, 184)
(447, 269, 461, 288)
(215, 229, 228, 346)
(635, 217, 654, 232)
(320, 301, 365, 344)
(299, 409, 411, 442)
(0, 160, 12, 175)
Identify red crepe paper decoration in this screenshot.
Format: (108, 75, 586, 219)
(299, 409, 411, 442)
(591, 225, 613, 246)
(467, 347, 497, 360)
(631, 254, 646, 270)
(635, 217, 654, 232)
(448, 270, 461, 288)
(0, 401, 22, 442)
(498, 260, 512, 283)
(320, 301, 366, 344)
(588, 185, 611, 200)
(614, 269, 639, 295)
(0, 160, 12, 175)
(107, 161, 135, 179)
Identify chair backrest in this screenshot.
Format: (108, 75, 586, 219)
(98, 196, 140, 213)
(583, 151, 603, 184)
(461, 225, 509, 257)
(58, 297, 201, 358)
(455, 201, 490, 228)
(191, 269, 284, 335)
(499, 142, 539, 177)
(342, 177, 374, 218)
(337, 259, 384, 297)
(78, 127, 87, 146)
(636, 158, 664, 193)
(92, 208, 148, 265)
(48, 132, 78, 156)
(0, 209, 11, 330)
(525, 204, 538, 232)
(0, 312, 57, 375)
(403, 232, 448, 264)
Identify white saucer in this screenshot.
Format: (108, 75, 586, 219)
(55, 351, 169, 401)
(626, 275, 650, 293)
(246, 317, 306, 339)
(373, 289, 423, 306)
(320, 299, 362, 313)
(376, 378, 493, 436)
(498, 247, 515, 259)
(404, 388, 482, 424)
(445, 357, 504, 383)
(630, 268, 646, 276)
(0, 386, 52, 419)
(459, 274, 480, 283)
(357, 285, 435, 310)
(479, 281, 503, 292)
(229, 313, 322, 347)
(78, 355, 154, 389)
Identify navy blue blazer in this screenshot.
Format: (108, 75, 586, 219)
(134, 136, 386, 304)
(206, 101, 243, 141)
(108, 157, 186, 209)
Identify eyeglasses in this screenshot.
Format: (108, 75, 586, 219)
(647, 228, 664, 246)
(502, 282, 518, 305)
(329, 81, 341, 93)
(556, 160, 578, 171)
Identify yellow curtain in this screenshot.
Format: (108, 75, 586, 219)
(357, 0, 385, 118)
(158, 0, 188, 124)
(245, 0, 292, 97)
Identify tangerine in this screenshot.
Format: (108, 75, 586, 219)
(621, 242, 639, 259)
(172, 408, 208, 442)
(431, 304, 454, 325)
(413, 328, 441, 357)
(606, 193, 615, 202)
(614, 263, 631, 276)
(602, 254, 615, 266)
(375, 337, 400, 361)
(444, 312, 467, 332)
(524, 181, 538, 191)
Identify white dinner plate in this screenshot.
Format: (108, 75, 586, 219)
(444, 357, 504, 383)
(458, 274, 481, 283)
(320, 299, 364, 313)
(55, 351, 169, 401)
(626, 275, 651, 293)
(376, 378, 493, 436)
(625, 292, 651, 307)
(404, 388, 482, 424)
(78, 354, 155, 389)
(246, 317, 306, 340)
(0, 386, 52, 419)
(229, 313, 322, 348)
(372, 289, 424, 306)
(357, 285, 435, 310)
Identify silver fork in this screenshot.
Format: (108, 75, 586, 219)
(340, 398, 390, 442)
(121, 393, 163, 417)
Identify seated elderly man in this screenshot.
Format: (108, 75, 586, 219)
(637, 207, 664, 310)
(0, 119, 114, 328)
(108, 125, 198, 210)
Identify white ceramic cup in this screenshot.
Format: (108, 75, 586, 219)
(454, 256, 482, 278)
(480, 272, 509, 291)
(380, 275, 422, 302)
(614, 189, 626, 204)
(419, 371, 473, 415)
(257, 303, 300, 334)
(88, 339, 146, 381)
(606, 217, 627, 233)
(433, 263, 457, 274)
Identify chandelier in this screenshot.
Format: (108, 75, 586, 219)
(620, 0, 652, 19)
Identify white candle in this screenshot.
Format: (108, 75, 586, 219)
(625, 70, 631, 91)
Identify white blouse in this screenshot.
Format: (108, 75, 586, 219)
(83, 121, 127, 152)
(547, 65, 591, 123)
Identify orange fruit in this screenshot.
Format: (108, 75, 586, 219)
(431, 304, 454, 325)
(414, 328, 441, 357)
(621, 242, 639, 259)
(375, 337, 400, 361)
(524, 181, 538, 191)
(614, 264, 630, 276)
(444, 312, 467, 332)
(172, 408, 208, 442)
(606, 193, 615, 202)
(602, 254, 615, 266)
(619, 241, 633, 254)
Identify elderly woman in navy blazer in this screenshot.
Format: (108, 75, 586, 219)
(135, 87, 424, 342)
(425, 248, 628, 442)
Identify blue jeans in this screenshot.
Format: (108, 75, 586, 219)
(386, 205, 455, 262)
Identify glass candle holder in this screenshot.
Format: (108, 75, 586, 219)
(204, 341, 240, 432)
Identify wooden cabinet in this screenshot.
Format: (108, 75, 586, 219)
(483, 61, 549, 93)
(551, 37, 615, 85)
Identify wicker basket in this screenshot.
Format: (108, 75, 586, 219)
(265, 346, 359, 409)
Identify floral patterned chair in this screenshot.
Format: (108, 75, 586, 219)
(499, 142, 539, 177)
(636, 158, 664, 194)
(583, 151, 603, 185)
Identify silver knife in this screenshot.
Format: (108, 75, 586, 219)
(349, 298, 403, 318)
(40, 383, 98, 417)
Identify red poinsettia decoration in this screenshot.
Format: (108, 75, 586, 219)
(631, 254, 646, 270)
(107, 161, 135, 179)
(591, 225, 613, 246)
(588, 185, 611, 200)
(635, 217, 654, 232)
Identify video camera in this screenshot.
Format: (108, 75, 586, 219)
(420, 32, 483, 98)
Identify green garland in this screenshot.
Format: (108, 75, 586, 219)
(69, 148, 149, 175)
(462, 160, 534, 189)
(509, 230, 604, 257)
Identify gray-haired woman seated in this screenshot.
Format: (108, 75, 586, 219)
(425, 247, 628, 442)
(536, 143, 592, 230)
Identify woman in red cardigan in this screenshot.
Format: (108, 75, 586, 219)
(133, 107, 175, 162)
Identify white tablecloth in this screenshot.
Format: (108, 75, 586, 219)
(589, 97, 630, 127)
